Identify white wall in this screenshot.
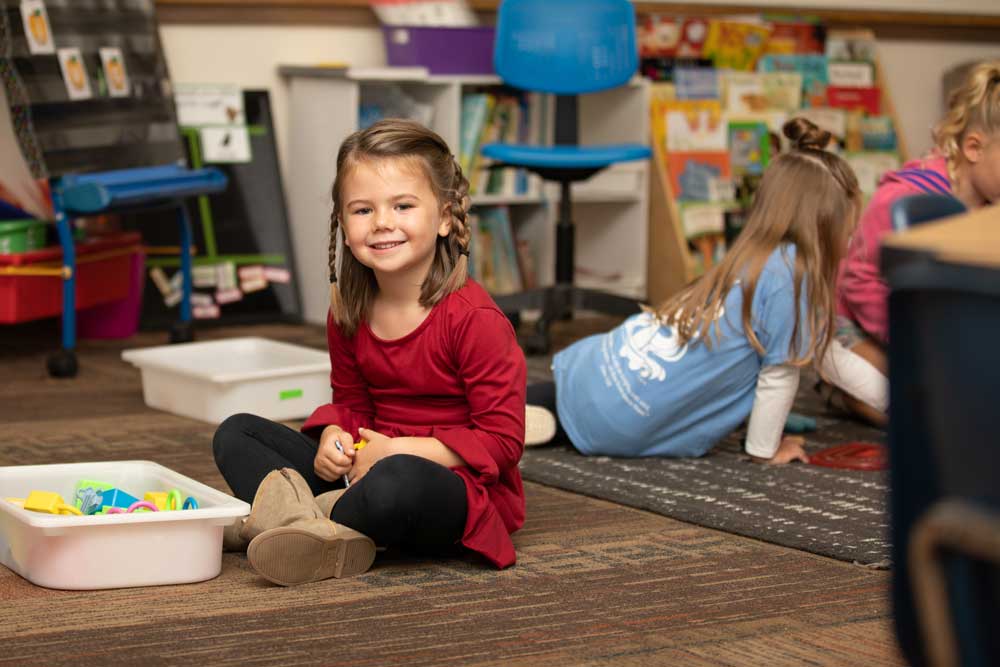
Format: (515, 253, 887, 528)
(159, 23, 386, 188)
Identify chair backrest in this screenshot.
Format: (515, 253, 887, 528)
(891, 193, 966, 232)
(493, 0, 638, 95)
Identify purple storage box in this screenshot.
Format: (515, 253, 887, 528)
(78, 250, 145, 339)
(382, 26, 495, 75)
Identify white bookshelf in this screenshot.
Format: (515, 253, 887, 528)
(279, 65, 651, 324)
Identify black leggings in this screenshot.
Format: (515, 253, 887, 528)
(213, 413, 467, 553)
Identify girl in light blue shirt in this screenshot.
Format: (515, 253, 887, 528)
(529, 118, 862, 464)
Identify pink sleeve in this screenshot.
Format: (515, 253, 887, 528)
(431, 308, 527, 485)
(838, 183, 912, 345)
(301, 314, 375, 441)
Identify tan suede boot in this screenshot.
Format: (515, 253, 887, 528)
(314, 488, 346, 519)
(221, 468, 325, 553)
(247, 519, 376, 586)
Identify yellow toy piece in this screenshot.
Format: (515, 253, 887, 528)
(144, 492, 168, 511)
(354, 439, 368, 451)
(21, 491, 83, 515)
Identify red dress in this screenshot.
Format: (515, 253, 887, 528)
(301, 279, 527, 568)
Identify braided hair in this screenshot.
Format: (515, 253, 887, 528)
(328, 119, 472, 336)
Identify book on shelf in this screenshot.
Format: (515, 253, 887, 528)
(664, 99, 726, 152)
(722, 71, 802, 114)
(826, 86, 881, 115)
(757, 54, 828, 108)
(827, 61, 875, 88)
(728, 120, 771, 176)
(825, 30, 877, 64)
(674, 66, 719, 100)
(763, 21, 825, 56)
(469, 206, 522, 295)
(462, 92, 536, 197)
(702, 19, 772, 71)
(460, 93, 494, 181)
(667, 151, 732, 202)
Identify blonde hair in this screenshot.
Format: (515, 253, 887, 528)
(933, 60, 1000, 184)
(328, 119, 471, 336)
(655, 118, 862, 367)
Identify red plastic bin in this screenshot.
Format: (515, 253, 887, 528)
(0, 232, 141, 324)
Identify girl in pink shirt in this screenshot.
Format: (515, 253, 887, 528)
(821, 61, 1000, 425)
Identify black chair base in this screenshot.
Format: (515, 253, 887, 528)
(493, 284, 642, 354)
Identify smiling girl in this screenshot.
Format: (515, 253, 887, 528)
(213, 120, 528, 585)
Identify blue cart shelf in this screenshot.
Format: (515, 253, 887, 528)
(48, 164, 228, 378)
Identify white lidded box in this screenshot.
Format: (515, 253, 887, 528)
(122, 337, 331, 424)
(0, 460, 250, 590)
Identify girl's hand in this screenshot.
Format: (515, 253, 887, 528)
(766, 435, 810, 465)
(314, 425, 355, 482)
(349, 427, 397, 485)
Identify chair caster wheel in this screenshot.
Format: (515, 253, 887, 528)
(47, 348, 78, 378)
(169, 321, 195, 344)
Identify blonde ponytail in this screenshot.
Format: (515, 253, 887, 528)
(933, 60, 1000, 184)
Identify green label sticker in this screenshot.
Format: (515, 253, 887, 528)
(279, 389, 303, 401)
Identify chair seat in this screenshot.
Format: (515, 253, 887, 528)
(481, 143, 651, 169)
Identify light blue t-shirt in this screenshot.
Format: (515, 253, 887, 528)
(553, 244, 808, 458)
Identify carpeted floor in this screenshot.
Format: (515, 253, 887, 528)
(519, 367, 890, 566)
(0, 319, 904, 666)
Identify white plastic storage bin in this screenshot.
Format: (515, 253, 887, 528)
(0, 461, 250, 590)
(122, 337, 331, 424)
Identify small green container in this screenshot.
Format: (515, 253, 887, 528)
(0, 219, 47, 254)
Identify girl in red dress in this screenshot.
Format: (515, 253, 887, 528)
(214, 119, 527, 586)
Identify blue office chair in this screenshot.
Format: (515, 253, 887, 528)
(891, 193, 966, 232)
(482, 0, 651, 352)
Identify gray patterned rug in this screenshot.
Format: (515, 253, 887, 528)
(522, 356, 891, 567)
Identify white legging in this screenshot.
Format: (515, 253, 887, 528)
(819, 339, 889, 414)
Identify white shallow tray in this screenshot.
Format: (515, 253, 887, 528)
(0, 461, 250, 590)
(122, 337, 331, 424)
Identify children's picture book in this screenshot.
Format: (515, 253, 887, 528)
(676, 18, 710, 57)
(728, 121, 770, 175)
(722, 72, 766, 113)
(638, 15, 681, 58)
(826, 29, 877, 64)
(758, 54, 828, 107)
(861, 115, 898, 151)
(667, 151, 732, 202)
(664, 100, 726, 151)
(827, 86, 880, 115)
(762, 72, 803, 111)
(702, 20, 772, 71)
(674, 67, 719, 100)
(459, 93, 492, 176)
(763, 21, 825, 55)
(641, 56, 713, 83)
(679, 201, 727, 239)
(470, 206, 521, 294)
(827, 61, 875, 88)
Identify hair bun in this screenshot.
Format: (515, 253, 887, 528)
(783, 117, 832, 151)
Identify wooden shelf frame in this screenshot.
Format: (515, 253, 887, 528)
(156, 0, 1000, 40)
